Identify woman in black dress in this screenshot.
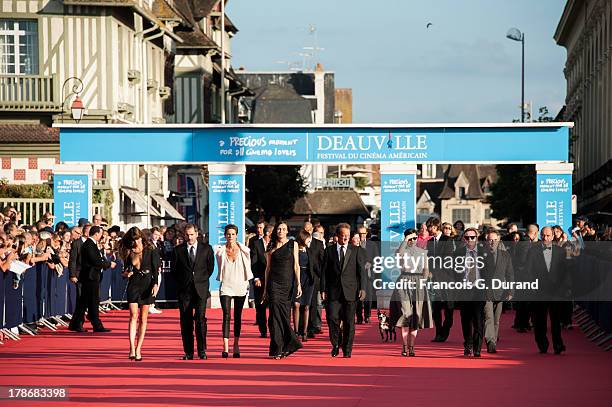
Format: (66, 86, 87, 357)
(291, 229, 315, 342)
(119, 227, 161, 361)
(262, 222, 303, 359)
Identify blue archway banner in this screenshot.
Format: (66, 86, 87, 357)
(59, 124, 570, 164)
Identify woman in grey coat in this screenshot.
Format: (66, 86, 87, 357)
(390, 228, 434, 357)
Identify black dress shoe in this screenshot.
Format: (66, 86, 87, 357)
(233, 352, 240, 358)
(93, 327, 111, 333)
(307, 332, 316, 339)
(222, 351, 229, 359)
(260, 333, 267, 338)
(198, 352, 207, 360)
(364, 317, 370, 324)
(538, 348, 548, 354)
(331, 347, 339, 357)
(464, 347, 472, 356)
(343, 352, 352, 358)
(69, 326, 88, 333)
(182, 354, 194, 360)
(313, 327, 323, 334)
(554, 345, 566, 355)
(356, 319, 363, 325)
(473, 352, 481, 357)
(486, 342, 497, 353)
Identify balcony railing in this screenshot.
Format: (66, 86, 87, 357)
(0, 74, 59, 111)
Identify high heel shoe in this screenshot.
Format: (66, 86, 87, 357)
(129, 355, 136, 360)
(233, 352, 241, 358)
(409, 346, 415, 357)
(401, 345, 408, 357)
(135, 353, 143, 361)
(222, 351, 229, 359)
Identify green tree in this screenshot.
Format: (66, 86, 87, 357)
(490, 106, 554, 225)
(245, 165, 306, 222)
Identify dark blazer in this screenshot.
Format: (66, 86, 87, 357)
(482, 245, 515, 301)
(308, 238, 325, 279)
(526, 243, 569, 299)
(68, 238, 84, 279)
(79, 238, 111, 282)
(321, 243, 367, 301)
(249, 237, 268, 281)
(171, 241, 215, 300)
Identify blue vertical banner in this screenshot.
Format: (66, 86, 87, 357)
(208, 169, 245, 291)
(380, 171, 416, 283)
(53, 173, 90, 227)
(536, 172, 572, 232)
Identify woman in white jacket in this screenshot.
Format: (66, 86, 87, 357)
(215, 224, 253, 358)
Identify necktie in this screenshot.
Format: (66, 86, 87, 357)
(339, 245, 345, 267)
(467, 250, 476, 283)
(189, 246, 196, 265)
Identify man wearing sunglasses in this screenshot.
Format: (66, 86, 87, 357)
(454, 227, 486, 357)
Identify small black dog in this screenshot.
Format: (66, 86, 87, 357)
(377, 310, 396, 342)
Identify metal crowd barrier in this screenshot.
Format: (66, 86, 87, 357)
(1, 260, 179, 343)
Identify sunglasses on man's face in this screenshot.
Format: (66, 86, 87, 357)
(464, 235, 477, 240)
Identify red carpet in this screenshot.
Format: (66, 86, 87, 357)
(0, 308, 610, 406)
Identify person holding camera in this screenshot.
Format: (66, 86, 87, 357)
(119, 227, 160, 361)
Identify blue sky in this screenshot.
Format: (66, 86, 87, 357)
(227, 0, 567, 123)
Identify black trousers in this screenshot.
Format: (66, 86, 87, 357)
(253, 283, 268, 336)
(71, 280, 104, 330)
(460, 301, 485, 352)
(307, 275, 322, 334)
(532, 301, 564, 352)
(68, 281, 84, 329)
(514, 301, 531, 329)
(432, 301, 454, 339)
(328, 298, 357, 352)
(220, 295, 246, 339)
(178, 285, 208, 356)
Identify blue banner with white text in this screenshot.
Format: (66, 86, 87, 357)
(536, 173, 572, 233)
(208, 173, 245, 291)
(53, 174, 90, 227)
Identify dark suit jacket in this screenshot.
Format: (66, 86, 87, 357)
(321, 243, 367, 302)
(308, 238, 325, 279)
(526, 243, 569, 300)
(249, 237, 268, 281)
(79, 238, 111, 282)
(68, 238, 84, 279)
(171, 241, 215, 300)
(482, 245, 515, 301)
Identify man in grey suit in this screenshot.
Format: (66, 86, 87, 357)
(482, 229, 514, 353)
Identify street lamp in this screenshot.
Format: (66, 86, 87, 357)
(506, 27, 525, 122)
(61, 76, 85, 123)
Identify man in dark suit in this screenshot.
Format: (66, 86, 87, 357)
(307, 223, 326, 338)
(427, 217, 455, 342)
(482, 229, 514, 353)
(249, 223, 272, 338)
(321, 223, 366, 358)
(455, 227, 486, 357)
(171, 224, 214, 360)
(70, 225, 115, 332)
(356, 226, 379, 324)
(526, 226, 569, 355)
(67, 225, 85, 332)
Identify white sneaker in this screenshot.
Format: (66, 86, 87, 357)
(149, 306, 162, 314)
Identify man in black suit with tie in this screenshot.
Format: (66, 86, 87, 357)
(171, 224, 214, 360)
(427, 217, 454, 342)
(454, 227, 486, 357)
(321, 223, 367, 358)
(526, 226, 569, 355)
(250, 222, 272, 338)
(70, 225, 115, 332)
(307, 223, 326, 338)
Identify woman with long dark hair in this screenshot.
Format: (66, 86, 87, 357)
(291, 229, 316, 342)
(262, 222, 303, 359)
(119, 227, 160, 361)
(214, 224, 253, 358)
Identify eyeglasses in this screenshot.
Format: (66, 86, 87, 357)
(407, 237, 417, 241)
(443, 227, 452, 230)
(464, 235, 477, 240)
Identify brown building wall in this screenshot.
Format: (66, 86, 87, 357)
(334, 88, 353, 124)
